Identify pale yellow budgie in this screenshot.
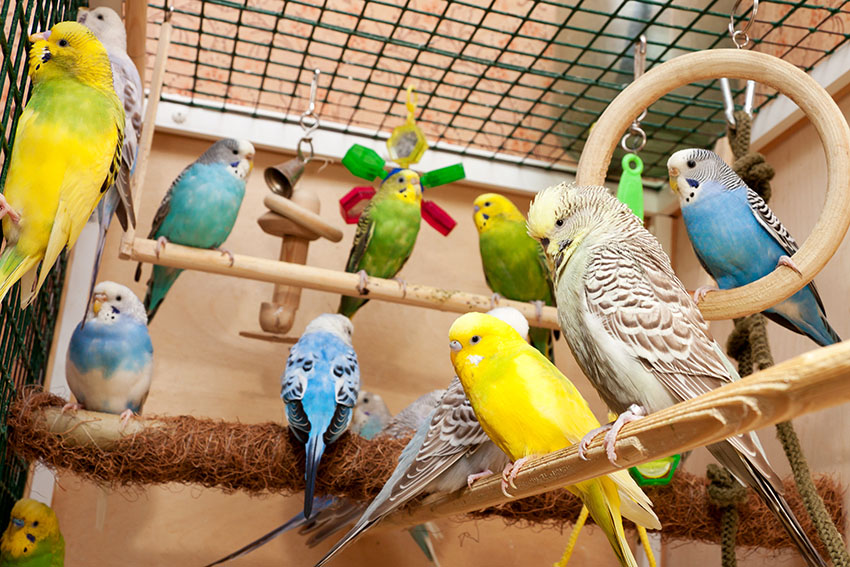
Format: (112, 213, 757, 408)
(448, 312, 660, 567)
(0, 21, 123, 306)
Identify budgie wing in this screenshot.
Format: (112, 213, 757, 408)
(746, 187, 828, 313)
(111, 54, 143, 228)
(584, 239, 773, 469)
(327, 347, 359, 443)
(344, 202, 376, 273)
(281, 342, 314, 440)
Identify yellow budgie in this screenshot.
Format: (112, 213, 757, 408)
(448, 312, 660, 567)
(0, 21, 124, 307)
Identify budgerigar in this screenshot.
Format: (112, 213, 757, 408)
(282, 314, 360, 519)
(668, 148, 840, 346)
(134, 138, 254, 321)
(316, 308, 533, 566)
(338, 168, 422, 318)
(0, 499, 64, 566)
(66, 281, 153, 425)
(527, 182, 827, 567)
(446, 312, 660, 567)
(0, 22, 124, 307)
(78, 6, 142, 314)
(473, 193, 558, 361)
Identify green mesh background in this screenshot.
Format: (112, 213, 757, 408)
(145, 1, 850, 180)
(0, 0, 82, 529)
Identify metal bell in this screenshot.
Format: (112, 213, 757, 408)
(264, 154, 306, 199)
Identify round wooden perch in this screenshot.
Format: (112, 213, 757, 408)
(264, 193, 343, 243)
(577, 49, 850, 321)
(10, 340, 850, 549)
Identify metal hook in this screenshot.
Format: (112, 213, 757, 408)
(295, 69, 321, 161)
(720, 77, 755, 127)
(621, 35, 648, 153)
(729, 0, 758, 49)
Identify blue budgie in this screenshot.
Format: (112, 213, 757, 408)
(77, 7, 140, 318)
(134, 138, 254, 321)
(203, 390, 445, 567)
(282, 314, 360, 519)
(668, 148, 841, 347)
(65, 281, 153, 425)
(313, 308, 526, 567)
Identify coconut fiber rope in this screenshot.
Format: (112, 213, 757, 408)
(725, 108, 850, 566)
(6, 390, 844, 551)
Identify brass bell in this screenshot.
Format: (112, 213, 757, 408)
(264, 154, 306, 199)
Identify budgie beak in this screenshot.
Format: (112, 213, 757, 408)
(92, 292, 108, 315)
(668, 167, 680, 194)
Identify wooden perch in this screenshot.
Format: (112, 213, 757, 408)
(125, 237, 562, 329)
(264, 193, 343, 243)
(10, 340, 850, 545)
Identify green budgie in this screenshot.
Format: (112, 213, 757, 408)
(472, 193, 557, 361)
(338, 168, 422, 318)
(0, 499, 64, 566)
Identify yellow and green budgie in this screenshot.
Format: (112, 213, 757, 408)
(0, 498, 64, 566)
(473, 193, 558, 361)
(0, 21, 123, 307)
(338, 168, 422, 318)
(448, 312, 660, 567)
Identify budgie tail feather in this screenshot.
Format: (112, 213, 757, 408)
(304, 432, 327, 519)
(0, 247, 39, 305)
(581, 478, 638, 567)
(144, 265, 182, 322)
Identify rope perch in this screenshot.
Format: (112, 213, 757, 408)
(7, 390, 844, 552)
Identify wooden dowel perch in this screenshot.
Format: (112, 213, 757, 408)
(127, 238, 562, 329)
(9, 341, 850, 547)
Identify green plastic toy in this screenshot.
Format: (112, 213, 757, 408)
(617, 152, 644, 221)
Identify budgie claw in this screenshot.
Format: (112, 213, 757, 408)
(216, 247, 235, 267)
(531, 300, 545, 323)
(119, 409, 135, 429)
(356, 270, 370, 295)
(61, 402, 83, 414)
(693, 285, 717, 304)
(392, 277, 408, 298)
(489, 293, 502, 310)
(467, 469, 494, 488)
(504, 457, 531, 492)
(500, 461, 515, 498)
(154, 236, 169, 258)
(578, 423, 613, 460)
(602, 404, 646, 464)
(0, 194, 20, 224)
(777, 255, 802, 276)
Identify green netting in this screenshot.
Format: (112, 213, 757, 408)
(0, 0, 82, 529)
(145, 1, 850, 180)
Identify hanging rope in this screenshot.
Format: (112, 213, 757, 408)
(707, 464, 749, 567)
(724, 109, 850, 567)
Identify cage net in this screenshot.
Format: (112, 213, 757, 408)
(145, 0, 850, 181)
(0, 0, 82, 530)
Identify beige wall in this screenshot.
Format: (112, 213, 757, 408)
(47, 86, 850, 565)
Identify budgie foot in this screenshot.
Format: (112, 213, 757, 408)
(489, 293, 502, 310)
(392, 277, 408, 298)
(531, 300, 545, 323)
(154, 236, 169, 258)
(0, 195, 20, 224)
(119, 409, 135, 429)
(500, 457, 531, 498)
(61, 402, 83, 413)
(356, 270, 370, 296)
(693, 285, 717, 304)
(578, 424, 613, 461)
(467, 469, 494, 488)
(777, 255, 802, 276)
(602, 404, 647, 464)
(216, 247, 235, 267)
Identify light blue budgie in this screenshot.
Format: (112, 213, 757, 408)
(282, 313, 360, 519)
(314, 308, 524, 567)
(65, 281, 153, 425)
(134, 138, 254, 321)
(77, 7, 141, 317)
(668, 148, 840, 346)
(203, 390, 446, 567)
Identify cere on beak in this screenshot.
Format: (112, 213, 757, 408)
(449, 340, 462, 352)
(29, 29, 50, 42)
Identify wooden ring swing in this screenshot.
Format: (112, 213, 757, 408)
(576, 48, 850, 321)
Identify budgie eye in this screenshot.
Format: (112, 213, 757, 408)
(31, 521, 38, 527)
(397, 176, 404, 183)
(232, 149, 238, 155)
(470, 335, 481, 345)
(484, 201, 491, 207)
(687, 159, 696, 168)
(555, 219, 564, 227)
(97, 14, 104, 19)
(116, 295, 122, 302)
(58, 39, 68, 47)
